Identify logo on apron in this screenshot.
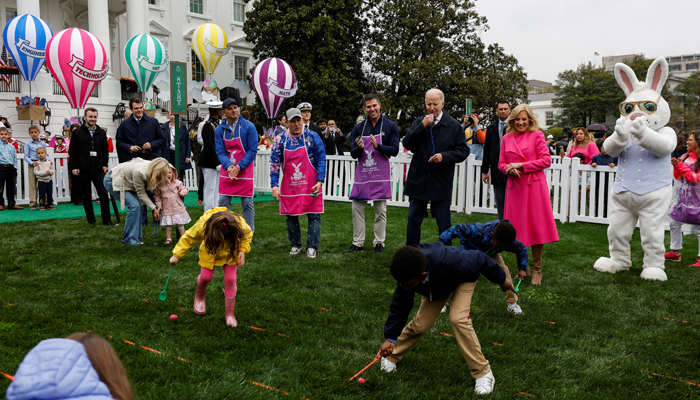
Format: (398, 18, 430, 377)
(292, 163, 304, 181)
(364, 149, 376, 167)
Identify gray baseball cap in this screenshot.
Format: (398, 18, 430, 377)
(286, 108, 302, 121)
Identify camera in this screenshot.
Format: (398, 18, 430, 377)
(467, 116, 474, 126)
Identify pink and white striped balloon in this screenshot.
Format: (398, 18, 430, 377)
(46, 28, 109, 109)
(252, 58, 297, 119)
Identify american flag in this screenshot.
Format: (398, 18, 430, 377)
(0, 45, 10, 88)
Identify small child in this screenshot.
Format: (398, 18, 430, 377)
(154, 164, 191, 244)
(666, 130, 700, 266)
(34, 147, 55, 210)
(439, 220, 529, 312)
(590, 146, 618, 217)
(170, 207, 252, 326)
(24, 125, 47, 210)
(0, 127, 21, 210)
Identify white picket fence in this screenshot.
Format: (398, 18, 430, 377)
(6, 149, 629, 227)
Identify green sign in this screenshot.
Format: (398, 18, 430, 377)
(466, 98, 472, 115)
(170, 61, 187, 115)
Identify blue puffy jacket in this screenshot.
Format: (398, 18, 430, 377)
(6, 338, 114, 400)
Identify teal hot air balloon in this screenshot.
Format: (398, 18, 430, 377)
(124, 34, 168, 91)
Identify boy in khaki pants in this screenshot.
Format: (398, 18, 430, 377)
(378, 243, 515, 395)
(23, 125, 47, 210)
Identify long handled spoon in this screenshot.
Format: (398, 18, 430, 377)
(159, 265, 174, 301)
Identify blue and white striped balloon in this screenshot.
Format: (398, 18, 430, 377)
(3, 14, 53, 82)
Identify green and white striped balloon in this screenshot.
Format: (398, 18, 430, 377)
(124, 34, 168, 92)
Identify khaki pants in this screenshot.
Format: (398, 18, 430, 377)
(387, 281, 490, 379)
(351, 200, 387, 247)
(28, 167, 38, 207)
(491, 253, 517, 303)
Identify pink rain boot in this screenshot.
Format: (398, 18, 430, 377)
(193, 284, 207, 315)
(225, 295, 238, 327)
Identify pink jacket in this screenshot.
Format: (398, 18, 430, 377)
(674, 153, 700, 183)
(154, 165, 189, 217)
(566, 141, 600, 164)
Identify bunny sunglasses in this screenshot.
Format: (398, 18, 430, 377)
(619, 94, 662, 116)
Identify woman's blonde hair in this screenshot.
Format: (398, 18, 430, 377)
(571, 127, 592, 150)
(67, 333, 134, 400)
(506, 104, 539, 134)
(146, 157, 171, 190)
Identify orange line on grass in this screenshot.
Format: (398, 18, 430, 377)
(277, 333, 290, 338)
(1, 372, 13, 381)
(248, 380, 290, 395)
(124, 340, 135, 345)
(506, 389, 535, 397)
(651, 372, 700, 387)
(3, 302, 12, 306)
(249, 326, 267, 331)
(142, 346, 162, 354)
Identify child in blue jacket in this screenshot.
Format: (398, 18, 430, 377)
(439, 220, 528, 314)
(378, 243, 515, 395)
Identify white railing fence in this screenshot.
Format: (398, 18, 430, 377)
(10, 150, 685, 230)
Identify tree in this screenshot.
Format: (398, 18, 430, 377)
(552, 62, 621, 128)
(244, 0, 367, 129)
(364, 0, 528, 131)
(669, 71, 700, 134)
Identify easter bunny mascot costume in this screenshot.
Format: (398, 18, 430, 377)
(593, 57, 676, 281)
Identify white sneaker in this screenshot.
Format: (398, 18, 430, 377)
(507, 302, 523, 315)
(474, 369, 495, 394)
(290, 246, 302, 255)
(380, 357, 396, 373)
(307, 248, 317, 258)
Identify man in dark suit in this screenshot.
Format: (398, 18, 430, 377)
(403, 89, 469, 246)
(298, 102, 323, 137)
(481, 100, 511, 220)
(160, 113, 192, 177)
(68, 107, 115, 225)
(115, 98, 164, 162)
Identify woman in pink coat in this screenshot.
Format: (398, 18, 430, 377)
(565, 127, 599, 164)
(498, 104, 559, 285)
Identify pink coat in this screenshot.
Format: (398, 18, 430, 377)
(154, 166, 189, 217)
(566, 141, 600, 164)
(498, 130, 559, 247)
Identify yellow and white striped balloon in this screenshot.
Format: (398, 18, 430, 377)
(191, 23, 228, 75)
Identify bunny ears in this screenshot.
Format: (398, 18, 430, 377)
(614, 57, 669, 96)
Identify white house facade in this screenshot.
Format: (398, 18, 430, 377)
(0, 0, 255, 143)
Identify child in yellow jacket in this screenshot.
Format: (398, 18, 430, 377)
(170, 207, 252, 326)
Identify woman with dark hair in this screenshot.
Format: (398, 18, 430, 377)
(498, 104, 559, 285)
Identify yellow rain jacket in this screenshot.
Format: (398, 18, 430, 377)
(172, 207, 252, 270)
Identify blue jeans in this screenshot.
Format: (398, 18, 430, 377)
(104, 172, 143, 245)
(219, 195, 255, 232)
(286, 213, 321, 249)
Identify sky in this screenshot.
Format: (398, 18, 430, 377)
(474, 0, 700, 83)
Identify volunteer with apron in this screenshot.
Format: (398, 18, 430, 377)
(215, 98, 258, 231)
(270, 108, 326, 258)
(344, 94, 400, 255)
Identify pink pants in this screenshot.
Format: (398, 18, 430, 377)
(197, 264, 237, 298)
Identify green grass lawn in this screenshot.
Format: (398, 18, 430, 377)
(1, 201, 700, 399)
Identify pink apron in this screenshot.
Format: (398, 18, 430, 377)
(219, 122, 254, 197)
(349, 135, 391, 200)
(280, 132, 324, 215)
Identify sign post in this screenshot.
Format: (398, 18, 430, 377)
(466, 98, 472, 116)
(170, 61, 187, 173)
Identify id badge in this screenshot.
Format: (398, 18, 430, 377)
(90, 151, 97, 157)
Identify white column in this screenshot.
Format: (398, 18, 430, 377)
(17, 0, 41, 17)
(88, 0, 112, 74)
(126, 0, 146, 39)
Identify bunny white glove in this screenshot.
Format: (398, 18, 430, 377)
(630, 116, 648, 139)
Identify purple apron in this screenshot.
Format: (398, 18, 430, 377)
(349, 135, 391, 201)
(668, 156, 700, 224)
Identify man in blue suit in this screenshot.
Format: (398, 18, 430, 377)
(115, 98, 164, 162)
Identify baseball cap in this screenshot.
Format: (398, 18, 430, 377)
(222, 98, 237, 109)
(286, 108, 302, 121)
(297, 102, 312, 112)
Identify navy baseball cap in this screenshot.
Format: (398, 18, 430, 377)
(222, 98, 237, 109)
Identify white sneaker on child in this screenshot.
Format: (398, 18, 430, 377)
(380, 357, 396, 373)
(289, 246, 302, 255)
(474, 369, 495, 394)
(507, 302, 523, 315)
